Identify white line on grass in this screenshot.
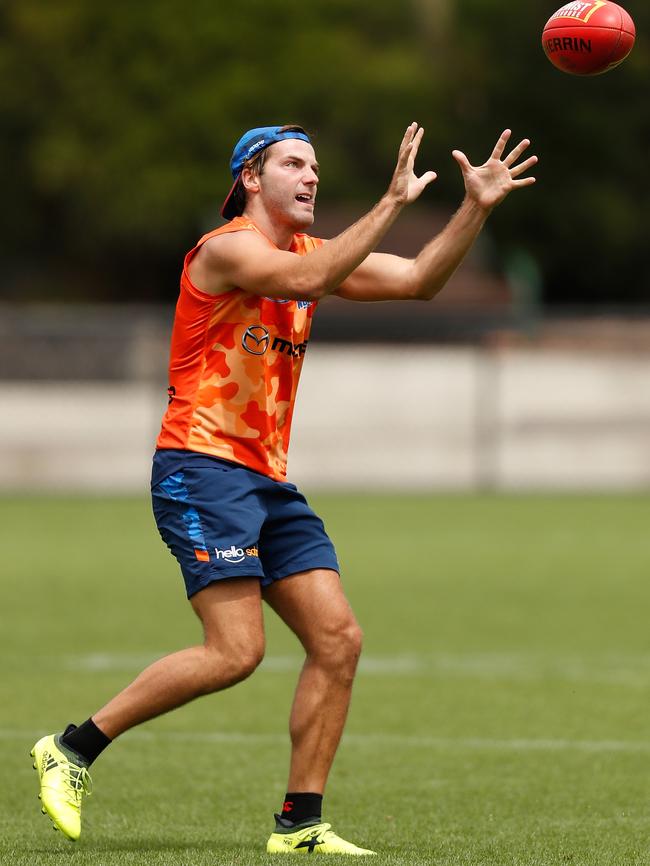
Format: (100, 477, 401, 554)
(6, 728, 650, 753)
(60, 652, 430, 674)
(60, 651, 650, 687)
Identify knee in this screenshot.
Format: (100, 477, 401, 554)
(231, 641, 266, 681)
(342, 621, 364, 664)
(203, 637, 265, 692)
(312, 618, 363, 678)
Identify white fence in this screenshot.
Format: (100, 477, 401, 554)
(2, 346, 650, 492)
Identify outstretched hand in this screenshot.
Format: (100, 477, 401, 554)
(453, 130, 538, 212)
(387, 122, 437, 207)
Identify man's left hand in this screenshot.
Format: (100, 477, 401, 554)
(452, 130, 538, 212)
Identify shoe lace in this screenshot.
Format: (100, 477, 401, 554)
(306, 822, 333, 842)
(61, 760, 93, 805)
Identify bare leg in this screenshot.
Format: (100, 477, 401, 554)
(93, 577, 265, 739)
(263, 569, 362, 793)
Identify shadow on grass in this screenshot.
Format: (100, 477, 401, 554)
(16, 838, 304, 856)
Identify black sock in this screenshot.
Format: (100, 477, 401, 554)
(60, 719, 112, 766)
(277, 792, 323, 827)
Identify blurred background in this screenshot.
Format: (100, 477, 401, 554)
(1, 0, 648, 492)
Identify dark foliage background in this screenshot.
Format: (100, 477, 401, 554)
(1, 0, 647, 305)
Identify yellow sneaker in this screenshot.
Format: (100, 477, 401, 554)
(30, 733, 92, 841)
(267, 821, 376, 855)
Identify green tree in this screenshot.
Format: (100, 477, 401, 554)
(0, 0, 647, 304)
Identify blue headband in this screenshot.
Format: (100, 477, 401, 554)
(221, 126, 312, 220)
(229, 126, 311, 178)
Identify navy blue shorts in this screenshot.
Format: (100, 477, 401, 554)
(151, 450, 339, 598)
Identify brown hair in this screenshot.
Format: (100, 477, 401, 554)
(231, 125, 310, 216)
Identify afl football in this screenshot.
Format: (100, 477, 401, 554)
(542, 1, 635, 75)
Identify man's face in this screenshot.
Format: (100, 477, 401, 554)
(246, 138, 319, 230)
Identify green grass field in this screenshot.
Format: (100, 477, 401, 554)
(2, 493, 650, 865)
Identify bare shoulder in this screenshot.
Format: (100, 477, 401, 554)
(201, 229, 271, 262)
(189, 230, 273, 295)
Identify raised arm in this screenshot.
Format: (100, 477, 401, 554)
(189, 123, 436, 301)
(336, 129, 537, 302)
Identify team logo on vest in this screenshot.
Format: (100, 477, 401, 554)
(264, 297, 313, 311)
(242, 325, 270, 355)
(242, 324, 309, 358)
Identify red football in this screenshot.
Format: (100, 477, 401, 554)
(542, 1, 636, 75)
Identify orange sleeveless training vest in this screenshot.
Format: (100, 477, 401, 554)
(156, 217, 323, 481)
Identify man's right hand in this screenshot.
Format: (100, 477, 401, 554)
(386, 122, 437, 207)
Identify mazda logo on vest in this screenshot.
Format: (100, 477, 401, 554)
(242, 325, 270, 355)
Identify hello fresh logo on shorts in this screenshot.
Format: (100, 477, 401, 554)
(214, 545, 259, 563)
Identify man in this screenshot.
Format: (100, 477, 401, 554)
(31, 122, 536, 854)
